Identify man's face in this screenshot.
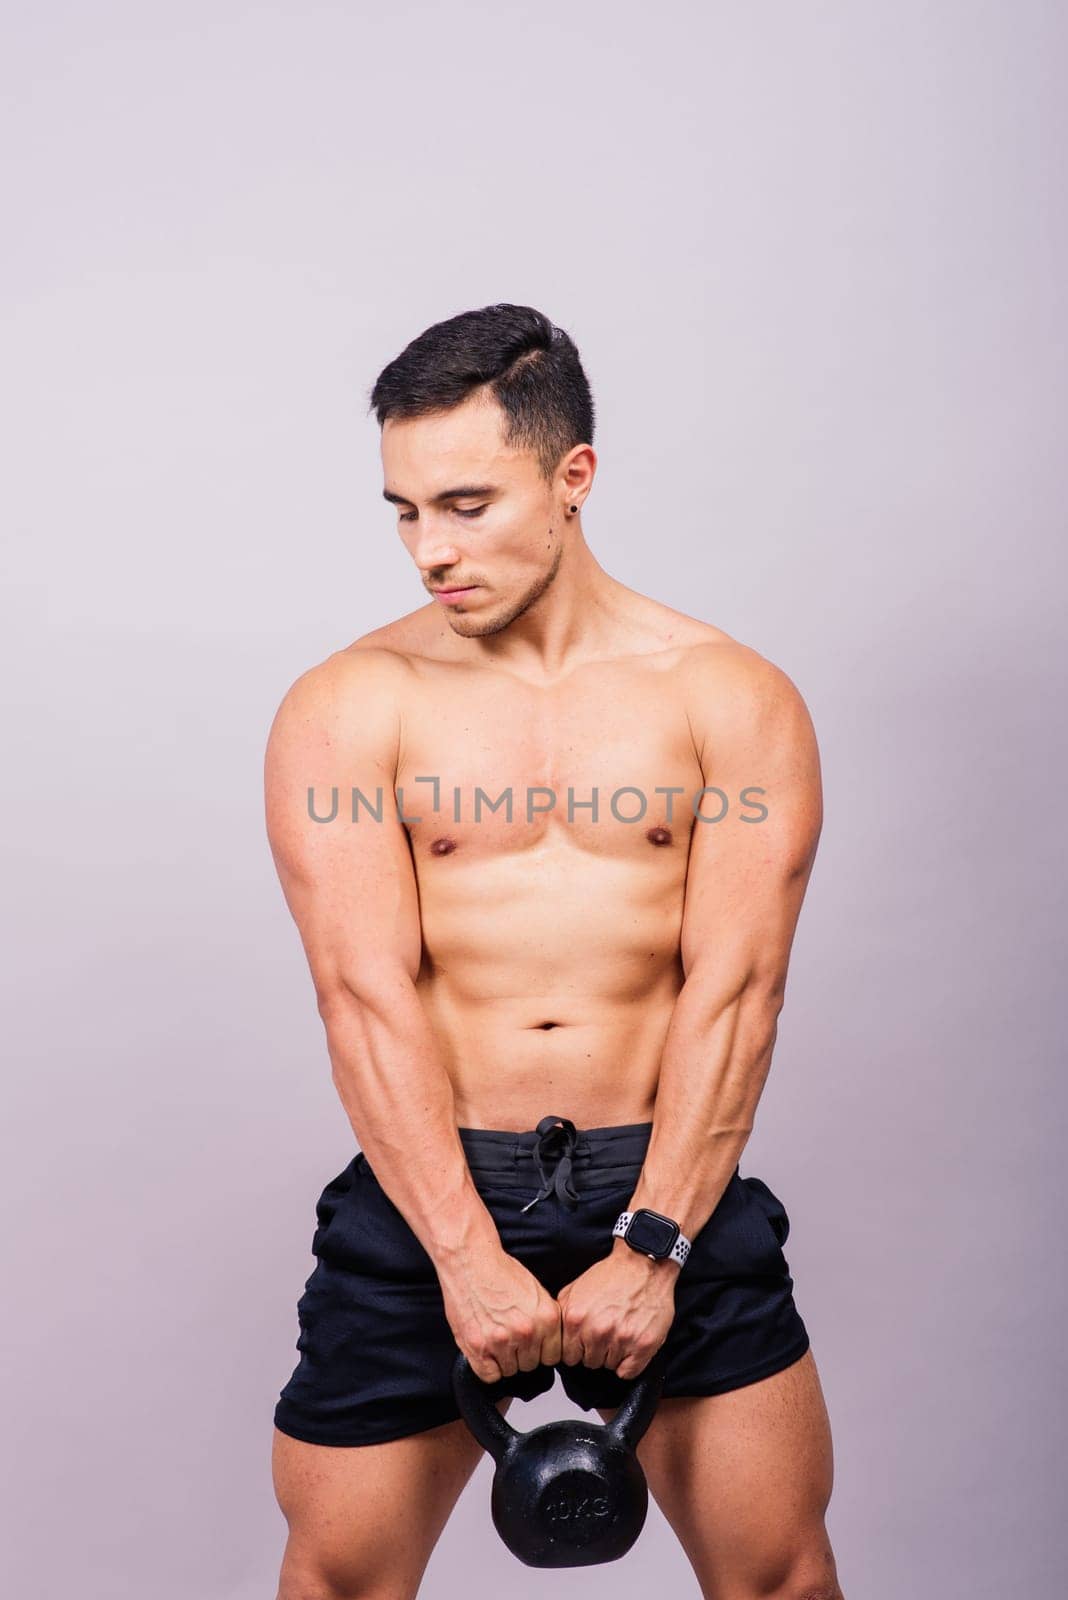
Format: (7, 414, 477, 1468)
(381, 392, 565, 638)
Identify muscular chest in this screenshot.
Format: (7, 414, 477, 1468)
(394, 664, 704, 865)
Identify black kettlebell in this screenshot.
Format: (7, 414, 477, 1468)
(451, 1346, 668, 1568)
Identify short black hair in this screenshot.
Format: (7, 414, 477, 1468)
(368, 303, 595, 483)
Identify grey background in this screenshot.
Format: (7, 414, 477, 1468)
(2, 2, 1064, 1596)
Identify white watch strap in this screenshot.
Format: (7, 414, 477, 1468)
(613, 1210, 692, 1268)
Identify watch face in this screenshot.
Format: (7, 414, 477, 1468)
(627, 1208, 678, 1256)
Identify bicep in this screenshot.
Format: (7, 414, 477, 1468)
(264, 651, 422, 1009)
(679, 649, 823, 996)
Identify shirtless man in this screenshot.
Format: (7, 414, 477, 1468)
(265, 304, 843, 1600)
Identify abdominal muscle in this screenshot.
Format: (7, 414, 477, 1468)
(413, 854, 687, 1132)
(433, 1005, 673, 1132)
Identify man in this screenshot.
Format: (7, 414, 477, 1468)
(265, 303, 843, 1600)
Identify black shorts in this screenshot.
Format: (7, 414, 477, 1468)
(273, 1116, 810, 1448)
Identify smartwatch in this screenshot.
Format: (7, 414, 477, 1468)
(613, 1206, 692, 1268)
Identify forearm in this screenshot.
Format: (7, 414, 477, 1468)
(616, 975, 781, 1253)
(318, 977, 500, 1273)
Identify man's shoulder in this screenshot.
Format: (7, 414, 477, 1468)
(342, 603, 442, 662)
(624, 594, 789, 691)
(289, 604, 442, 692)
(672, 626, 795, 698)
(669, 628, 815, 753)
(267, 635, 418, 754)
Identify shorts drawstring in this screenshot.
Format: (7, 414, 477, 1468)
(520, 1115, 581, 1213)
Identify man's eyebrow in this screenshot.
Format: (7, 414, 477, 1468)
(382, 484, 499, 506)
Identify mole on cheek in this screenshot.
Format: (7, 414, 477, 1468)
(430, 837, 458, 856)
(646, 826, 672, 847)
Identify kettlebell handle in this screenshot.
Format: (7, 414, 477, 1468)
(451, 1346, 668, 1463)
